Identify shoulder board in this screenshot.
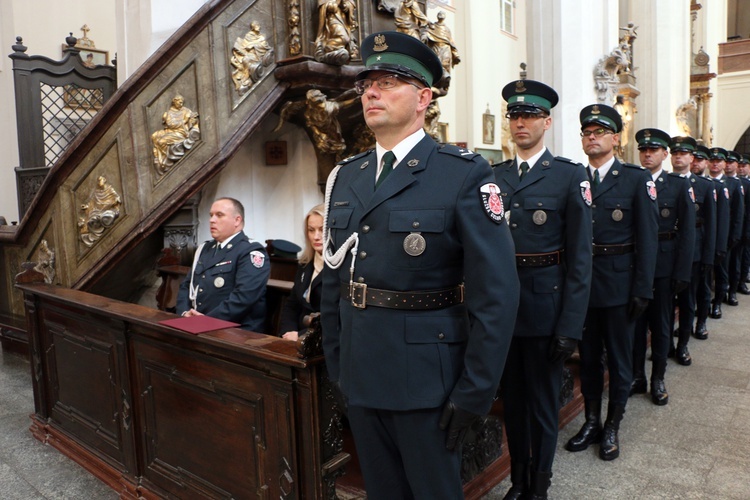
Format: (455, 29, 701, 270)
(622, 162, 646, 170)
(337, 149, 372, 166)
(554, 156, 580, 166)
(493, 159, 513, 169)
(246, 240, 264, 251)
(438, 144, 480, 161)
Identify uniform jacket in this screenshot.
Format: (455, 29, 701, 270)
(588, 159, 658, 308)
(176, 231, 270, 332)
(321, 136, 520, 416)
(713, 177, 730, 256)
(652, 171, 695, 281)
(687, 174, 717, 266)
(493, 150, 592, 340)
(726, 176, 745, 246)
(739, 176, 750, 241)
(277, 261, 322, 335)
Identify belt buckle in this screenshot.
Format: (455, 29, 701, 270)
(351, 282, 367, 309)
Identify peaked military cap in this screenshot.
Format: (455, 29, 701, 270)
(502, 80, 559, 114)
(580, 104, 622, 133)
(636, 128, 671, 150)
(740, 154, 750, 164)
(726, 150, 741, 162)
(358, 31, 443, 88)
(670, 136, 697, 153)
(695, 145, 711, 160)
(709, 147, 728, 160)
(270, 239, 301, 259)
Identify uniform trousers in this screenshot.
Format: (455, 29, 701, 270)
(634, 276, 673, 367)
(580, 305, 635, 406)
(729, 244, 744, 293)
(677, 261, 705, 332)
(347, 405, 462, 500)
(697, 265, 713, 323)
(501, 336, 564, 473)
(741, 242, 750, 283)
(714, 254, 730, 303)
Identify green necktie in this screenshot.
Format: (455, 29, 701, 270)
(593, 169, 600, 189)
(376, 151, 396, 189)
(519, 161, 529, 180)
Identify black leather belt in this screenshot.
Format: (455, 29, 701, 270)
(659, 232, 677, 241)
(340, 282, 464, 310)
(593, 243, 635, 255)
(516, 250, 564, 267)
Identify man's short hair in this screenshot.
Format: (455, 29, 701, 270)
(216, 197, 245, 221)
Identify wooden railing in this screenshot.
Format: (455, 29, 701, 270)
(719, 38, 750, 74)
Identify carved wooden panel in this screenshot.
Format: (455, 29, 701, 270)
(37, 304, 135, 474)
(132, 336, 296, 499)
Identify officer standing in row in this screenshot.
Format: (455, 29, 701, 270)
(671, 137, 716, 363)
(630, 129, 694, 405)
(320, 31, 520, 499)
(738, 154, 750, 295)
(708, 147, 743, 319)
(176, 197, 271, 332)
(494, 80, 592, 499)
(565, 104, 658, 461)
(725, 150, 748, 305)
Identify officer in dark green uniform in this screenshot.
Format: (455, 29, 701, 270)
(494, 80, 592, 499)
(565, 104, 658, 461)
(671, 136, 716, 365)
(725, 150, 747, 305)
(630, 129, 694, 405)
(708, 147, 743, 319)
(738, 154, 750, 294)
(320, 31, 520, 499)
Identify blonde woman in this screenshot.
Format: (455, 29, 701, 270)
(278, 204, 324, 340)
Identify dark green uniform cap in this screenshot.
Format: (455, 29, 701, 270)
(670, 136, 697, 153)
(709, 147, 728, 160)
(636, 128, 670, 150)
(726, 150, 741, 163)
(695, 145, 711, 160)
(740, 154, 750, 165)
(579, 104, 622, 133)
(358, 31, 443, 88)
(271, 239, 301, 259)
(502, 80, 559, 114)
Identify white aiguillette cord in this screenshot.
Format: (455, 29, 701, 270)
(188, 242, 207, 310)
(322, 164, 359, 282)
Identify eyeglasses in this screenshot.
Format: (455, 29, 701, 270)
(354, 74, 422, 94)
(505, 112, 547, 121)
(580, 128, 613, 138)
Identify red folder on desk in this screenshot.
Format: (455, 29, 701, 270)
(158, 316, 240, 334)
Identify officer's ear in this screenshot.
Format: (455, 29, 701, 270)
(612, 132, 621, 146)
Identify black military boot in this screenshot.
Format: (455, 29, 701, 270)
(528, 471, 551, 500)
(630, 361, 647, 396)
(650, 360, 669, 405)
(565, 400, 602, 451)
(502, 460, 529, 500)
(710, 300, 722, 319)
(738, 282, 750, 295)
(599, 403, 625, 461)
(694, 320, 708, 340)
(726, 291, 739, 306)
(675, 329, 692, 366)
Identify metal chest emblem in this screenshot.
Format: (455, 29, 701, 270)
(661, 208, 671, 218)
(214, 277, 225, 288)
(533, 210, 548, 225)
(612, 209, 624, 221)
(404, 233, 426, 256)
(360, 161, 369, 169)
(408, 159, 419, 167)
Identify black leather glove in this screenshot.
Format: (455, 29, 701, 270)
(548, 335, 577, 364)
(438, 400, 481, 451)
(672, 280, 689, 294)
(627, 296, 649, 320)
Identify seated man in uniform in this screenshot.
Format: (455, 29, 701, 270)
(176, 197, 270, 332)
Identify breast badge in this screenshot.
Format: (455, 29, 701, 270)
(214, 277, 225, 288)
(403, 233, 426, 256)
(533, 210, 547, 225)
(661, 208, 670, 218)
(612, 209, 624, 221)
